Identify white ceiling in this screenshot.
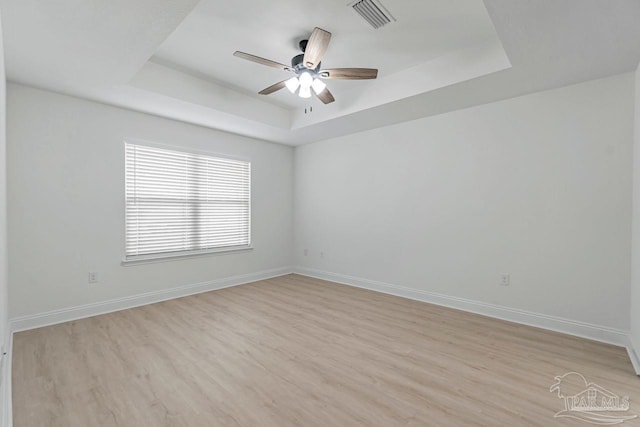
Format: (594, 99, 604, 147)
(0, 0, 201, 92)
(152, 0, 500, 109)
(2, 0, 640, 145)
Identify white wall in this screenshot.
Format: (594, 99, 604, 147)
(631, 65, 640, 359)
(4, 69, 637, 348)
(0, 10, 8, 424)
(294, 73, 634, 332)
(7, 83, 293, 319)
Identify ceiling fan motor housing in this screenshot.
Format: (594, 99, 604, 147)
(291, 40, 321, 74)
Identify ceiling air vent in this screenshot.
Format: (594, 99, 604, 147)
(350, 0, 396, 29)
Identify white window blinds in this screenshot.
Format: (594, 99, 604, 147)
(125, 142, 251, 260)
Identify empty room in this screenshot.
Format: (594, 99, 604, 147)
(1, 0, 640, 426)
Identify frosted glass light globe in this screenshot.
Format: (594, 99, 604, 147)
(311, 78, 326, 94)
(285, 77, 299, 94)
(299, 72, 313, 88)
(298, 85, 312, 98)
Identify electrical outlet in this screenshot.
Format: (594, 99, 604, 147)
(500, 273, 510, 286)
(303, 249, 308, 256)
(88, 272, 98, 283)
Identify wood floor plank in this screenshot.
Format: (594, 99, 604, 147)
(12, 274, 640, 426)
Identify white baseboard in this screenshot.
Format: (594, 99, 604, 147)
(293, 267, 632, 350)
(10, 266, 293, 333)
(627, 337, 640, 376)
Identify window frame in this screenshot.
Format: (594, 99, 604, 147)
(121, 139, 252, 265)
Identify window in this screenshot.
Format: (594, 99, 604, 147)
(125, 142, 251, 261)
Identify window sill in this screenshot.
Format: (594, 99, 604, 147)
(121, 246, 253, 266)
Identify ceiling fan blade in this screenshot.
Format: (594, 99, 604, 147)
(259, 80, 287, 95)
(303, 27, 331, 69)
(233, 51, 292, 71)
(315, 87, 335, 104)
(319, 68, 378, 80)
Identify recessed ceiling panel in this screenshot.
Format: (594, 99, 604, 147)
(152, 0, 502, 108)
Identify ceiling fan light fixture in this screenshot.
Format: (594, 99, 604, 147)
(311, 78, 326, 94)
(299, 71, 313, 88)
(299, 85, 312, 98)
(285, 77, 300, 94)
(234, 27, 377, 105)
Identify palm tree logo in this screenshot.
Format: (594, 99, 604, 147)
(550, 372, 637, 425)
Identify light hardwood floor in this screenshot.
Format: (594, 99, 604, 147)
(12, 274, 640, 426)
